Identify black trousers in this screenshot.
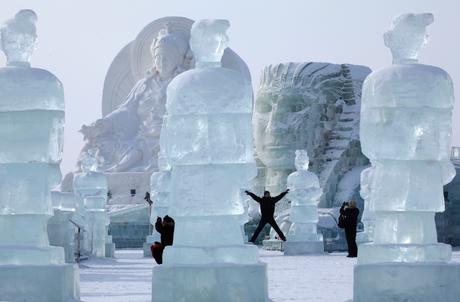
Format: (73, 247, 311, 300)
(250, 216, 286, 243)
(345, 227, 358, 257)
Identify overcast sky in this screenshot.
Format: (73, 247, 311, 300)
(0, 0, 458, 174)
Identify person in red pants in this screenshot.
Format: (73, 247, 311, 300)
(151, 215, 175, 264)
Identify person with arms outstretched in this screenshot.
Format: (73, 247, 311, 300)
(245, 189, 289, 243)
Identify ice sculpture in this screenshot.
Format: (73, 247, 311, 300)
(78, 17, 251, 173)
(0, 10, 79, 301)
(254, 62, 371, 207)
(354, 13, 460, 302)
(48, 191, 78, 263)
(73, 148, 111, 257)
(143, 170, 171, 256)
(284, 150, 324, 255)
(356, 166, 375, 243)
(151, 20, 268, 302)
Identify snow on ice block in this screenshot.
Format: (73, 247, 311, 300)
(354, 262, 460, 302)
(284, 240, 324, 255)
(152, 262, 268, 302)
(358, 242, 452, 264)
(163, 244, 259, 265)
(0, 263, 79, 302)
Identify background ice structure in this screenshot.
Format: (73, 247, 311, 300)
(73, 149, 112, 257)
(251, 61, 371, 250)
(0, 10, 79, 301)
(354, 13, 460, 302)
(284, 150, 324, 255)
(151, 19, 268, 302)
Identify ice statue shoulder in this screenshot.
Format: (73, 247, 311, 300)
(361, 13, 454, 162)
(166, 19, 252, 116)
(0, 10, 64, 112)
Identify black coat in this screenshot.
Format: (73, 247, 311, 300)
(340, 206, 359, 229)
(247, 191, 288, 218)
(155, 215, 175, 246)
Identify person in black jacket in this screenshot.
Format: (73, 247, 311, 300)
(151, 215, 175, 264)
(340, 201, 360, 257)
(245, 189, 289, 243)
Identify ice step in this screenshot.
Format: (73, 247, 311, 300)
(327, 139, 350, 148)
(339, 118, 354, 122)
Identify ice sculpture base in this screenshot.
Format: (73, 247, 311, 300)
(284, 240, 324, 255)
(358, 243, 451, 264)
(151, 262, 268, 302)
(105, 242, 115, 257)
(354, 262, 460, 302)
(0, 263, 80, 302)
(262, 239, 284, 251)
(163, 244, 260, 265)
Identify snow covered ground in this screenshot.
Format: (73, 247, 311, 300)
(80, 248, 460, 302)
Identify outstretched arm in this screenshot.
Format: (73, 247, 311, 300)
(245, 190, 262, 203)
(273, 189, 289, 203)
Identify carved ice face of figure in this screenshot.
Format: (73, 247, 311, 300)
(383, 13, 433, 63)
(150, 26, 189, 79)
(254, 90, 312, 169)
(0, 10, 38, 66)
(153, 44, 183, 79)
(190, 19, 230, 63)
(294, 150, 309, 171)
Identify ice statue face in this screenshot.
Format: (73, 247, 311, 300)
(153, 45, 183, 79)
(383, 13, 433, 64)
(190, 19, 230, 63)
(0, 9, 37, 66)
(254, 90, 312, 169)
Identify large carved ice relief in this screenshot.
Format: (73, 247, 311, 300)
(254, 62, 371, 204)
(253, 62, 371, 242)
(77, 17, 251, 173)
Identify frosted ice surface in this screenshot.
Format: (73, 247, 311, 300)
(159, 19, 259, 265)
(0, 9, 67, 268)
(358, 13, 456, 264)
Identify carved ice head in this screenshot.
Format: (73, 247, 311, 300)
(0, 9, 37, 66)
(80, 148, 100, 173)
(151, 24, 190, 78)
(294, 150, 309, 171)
(190, 19, 230, 64)
(254, 63, 347, 169)
(384, 13, 433, 64)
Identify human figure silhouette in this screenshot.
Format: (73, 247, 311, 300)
(245, 190, 289, 243)
(340, 201, 359, 257)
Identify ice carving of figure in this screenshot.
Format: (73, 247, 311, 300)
(151, 19, 268, 302)
(0, 10, 79, 301)
(354, 13, 460, 302)
(253, 62, 371, 208)
(73, 148, 109, 256)
(78, 25, 191, 172)
(284, 150, 323, 254)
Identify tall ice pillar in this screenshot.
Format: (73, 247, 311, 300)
(151, 19, 268, 302)
(354, 13, 460, 301)
(0, 10, 80, 301)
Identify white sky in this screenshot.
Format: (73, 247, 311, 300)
(0, 0, 458, 174)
